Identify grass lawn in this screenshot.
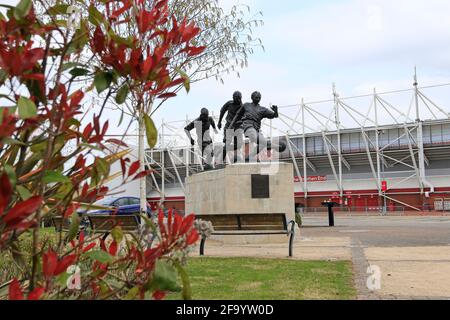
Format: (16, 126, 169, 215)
(169, 257, 356, 300)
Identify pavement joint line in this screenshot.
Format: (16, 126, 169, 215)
(350, 238, 381, 300)
(367, 259, 450, 263)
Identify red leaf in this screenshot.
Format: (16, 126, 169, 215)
(132, 170, 151, 181)
(43, 250, 57, 278)
(82, 123, 93, 140)
(106, 138, 128, 147)
(3, 196, 42, 226)
(82, 242, 96, 253)
(186, 229, 199, 245)
(64, 203, 80, 218)
(21, 73, 45, 82)
(93, 27, 105, 53)
(8, 279, 24, 300)
(152, 290, 166, 300)
(0, 173, 12, 214)
(179, 214, 195, 235)
(70, 90, 84, 108)
(156, 92, 177, 99)
(128, 160, 140, 177)
(111, 2, 132, 19)
(101, 120, 109, 137)
(187, 46, 206, 57)
(28, 287, 45, 300)
(172, 214, 182, 237)
(55, 254, 77, 275)
(109, 241, 118, 256)
(120, 158, 126, 178)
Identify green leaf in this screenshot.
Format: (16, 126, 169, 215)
(17, 96, 37, 119)
(79, 143, 104, 152)
(143, 114, 158, 148)
(124, 286, 139, 300)
(67, 211, 80, 242)
(88, 5, 104, 26)
(95, 157, 109, 176)
(30, 140, 47, 154)
(175, 68, 190, 93)
(0, 107, 14, 123)
(174, 261, 192, 300)
(0, 69, 8, 83)
(67, 19, 88, 53)
(70, 68, 90, 77)
(115, 84, 129, 104)
(1, 137, 27, 146)
(43, 170, 71, 184)
(67, 118, 81, 128)
(111, 226, 123, 244)
(4, 164, 16, 188)
(14, 0, 32, 20)
(108, 30, 134, 47)
(94, 71, 112, 94)
(48, 4, 70, 15)
(57, 272, 71, 288)
(151, 260, 181, 292)
(16, 185, 31, 200)
(118, 109, 124, 126)
(85, 250, 114, 264)
(62, 62, 80, 71)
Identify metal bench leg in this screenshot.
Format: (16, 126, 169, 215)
(199, 237, 206, 256)
(288, 220, 295, 257)
(289, 232, 294, 257)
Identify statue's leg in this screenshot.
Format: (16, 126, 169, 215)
(222, 125, 232, 163)
(245, 128, 258, 163)
(203, 141, 214, 168)
(234, 128, 245, 163)
(256, 131, 268, 162)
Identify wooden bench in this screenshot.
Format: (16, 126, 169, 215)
(52, 216, 71, 232)
(86, 214, 141, 240)
(195, 213, 296, 257)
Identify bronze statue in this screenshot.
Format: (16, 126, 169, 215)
(241, 91, 279, 161)
(218, 91, 243, 139)
(184, 108, 218, 168)
(218, 91, 246, 162)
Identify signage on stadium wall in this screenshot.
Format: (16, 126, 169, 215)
(381, 180, 388, 192)
(294, 176, 327, 183)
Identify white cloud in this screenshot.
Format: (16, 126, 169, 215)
(270, 0, 450, 67)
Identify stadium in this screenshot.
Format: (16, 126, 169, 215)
(145, 78, 450, 215)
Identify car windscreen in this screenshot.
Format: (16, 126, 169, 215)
(94, 198, 115, 206)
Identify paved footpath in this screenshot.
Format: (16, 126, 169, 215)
(194, 216, 450, 300)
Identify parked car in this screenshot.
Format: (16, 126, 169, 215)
(79, 196, 152, 219)
(78, 196, 153, 229)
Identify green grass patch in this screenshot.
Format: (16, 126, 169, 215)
(169, 257, 356, 300)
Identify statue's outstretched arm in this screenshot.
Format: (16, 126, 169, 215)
(263, 105, 279, 119)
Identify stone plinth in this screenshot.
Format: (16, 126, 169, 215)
(185, 162, 296, 244)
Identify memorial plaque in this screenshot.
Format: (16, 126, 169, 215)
(251, 174, 270, 198)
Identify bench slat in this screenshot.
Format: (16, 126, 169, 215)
(87, 215, 140, 233)
(52, 216, 70, 231)
(196, 213, 288, 232)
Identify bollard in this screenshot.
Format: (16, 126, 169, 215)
(321, 201, 338, 227)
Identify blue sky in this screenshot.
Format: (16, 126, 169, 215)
(154, 0, 450, 132)
(2, 0, 450, 143)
